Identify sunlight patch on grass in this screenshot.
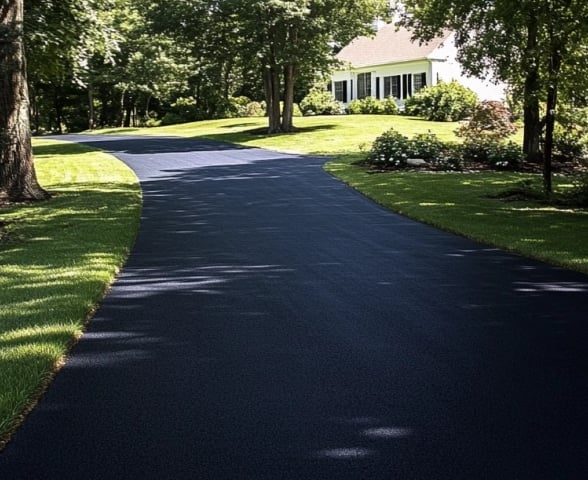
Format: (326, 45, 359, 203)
(89, 115, 461, 156)
(0, 139, 141, 447)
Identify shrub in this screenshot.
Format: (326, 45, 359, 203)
(365, 128, 411, 167)
(381, 96, 400, 115)
(162, 96, 199, 125)
(567, 171, 588, 206)
(359, 96, 383, 114)
(404, 80, 478, 121)
(144, 118, 162, 128)
(456, 100, 517, 142)
(228, 96, 252, 117)
(431, 143, 464, 171)
(347, 99, 363, 115)
(348, 97, 384, 114)
(487, 141, 525, 170)
(243, 101, 266, 117)
(553, 105, 588, 162)
(461, 137, 494, 163)
(300, 88, 344, 115)
(407, 132, 444, 160)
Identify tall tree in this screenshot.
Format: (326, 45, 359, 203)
(0, 0, 49, 201)
(403, 0, 588, 192)
(234, 0, 389, 133)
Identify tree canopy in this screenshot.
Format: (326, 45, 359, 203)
(402, 0, 588, 191)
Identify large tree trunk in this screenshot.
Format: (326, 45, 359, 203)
(543, 20, 563, 194)
(522, 10, 542, 164)
(0, 0, 49, 201)
(264, 65, 281, 133)
(281, 63, 296, 133)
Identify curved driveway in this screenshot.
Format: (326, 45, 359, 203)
(1, 135, 588, 479)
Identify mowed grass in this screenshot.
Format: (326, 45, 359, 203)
(0, 139, 141, 447)
(93, 115, 586, 273)
(325, 162, 588, 273)
(92, 114, 461, 154)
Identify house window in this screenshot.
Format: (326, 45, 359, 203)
(402, 74, 412, 99)
(334, 81, 347, 102)
(414, 73, 427, 93)
(357, 72, 372, 99)
(383, 75, 401, 98)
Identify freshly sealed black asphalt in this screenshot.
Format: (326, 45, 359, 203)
(1, 135, 587, 479)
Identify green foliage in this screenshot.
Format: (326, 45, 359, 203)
(367, 125, 522, 171)
(487, 141, 525, 170)
(566, 172, 588, 206)
(300, 89, 344, 115)
(403, 0, 588, 188)
(553, 104, 588, 162)
(381, 96, 400, 115)
(347, 97, 400, 115)
(365, 128, 411, 167)
(227, 96, 266, 118)
(161, 97, 199, 125)
(404, 80, 478, 121)
(407, 132, 445, 160)
(456, 101, 518, 142)
(347, 99, 363, 115)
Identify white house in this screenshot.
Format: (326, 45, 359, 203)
(330, 24, 505, 107)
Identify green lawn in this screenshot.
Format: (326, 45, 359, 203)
(93, 114, 586, 274)
(92, 114, 462, 154)
(325, 161, 588, 273)
(0, 139, 141, 447)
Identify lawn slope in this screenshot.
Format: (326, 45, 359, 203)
(0, 139, 141, 447)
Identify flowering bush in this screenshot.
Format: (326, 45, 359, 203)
(366, 128, 411, 167)
(487, 141, 524, 170)
(407, 132, 444, 160)
(381, 96, 400, 115)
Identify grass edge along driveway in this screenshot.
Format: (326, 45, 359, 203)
(0, 139, 141, 449)
(92, 115, 587, 275)
(325, 157, 588, 275)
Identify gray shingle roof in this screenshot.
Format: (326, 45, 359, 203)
(336, 24, 452, 68)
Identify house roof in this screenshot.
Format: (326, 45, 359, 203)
(336, 24, 452, 68)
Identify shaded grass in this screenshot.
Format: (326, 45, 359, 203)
(325, 158, 588, 274)
(90, 115, 462, 155)
(0, 139, 141, 447)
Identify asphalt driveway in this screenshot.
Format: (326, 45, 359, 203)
(1, 135, 587, 479)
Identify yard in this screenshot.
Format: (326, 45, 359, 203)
(0, 114, 586, 448)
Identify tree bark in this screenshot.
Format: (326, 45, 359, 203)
(543, 16, 563, 194)
(88, 80, 95, 131)
(264, 65, 281, 133)
(0, 0, 49, 201)
(522, 10, 542, 163)
(281, 63, 296, 133)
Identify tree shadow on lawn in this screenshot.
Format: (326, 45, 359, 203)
(33, 142, 99, 157)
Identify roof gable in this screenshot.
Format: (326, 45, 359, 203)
(336, 24, 452, 68)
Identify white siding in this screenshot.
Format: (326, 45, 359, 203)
(331, 30, 507, 105)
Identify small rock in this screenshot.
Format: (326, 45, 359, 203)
(407, 158, 428, 167)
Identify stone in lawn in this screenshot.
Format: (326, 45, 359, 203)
(407, 158, 428, 167)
